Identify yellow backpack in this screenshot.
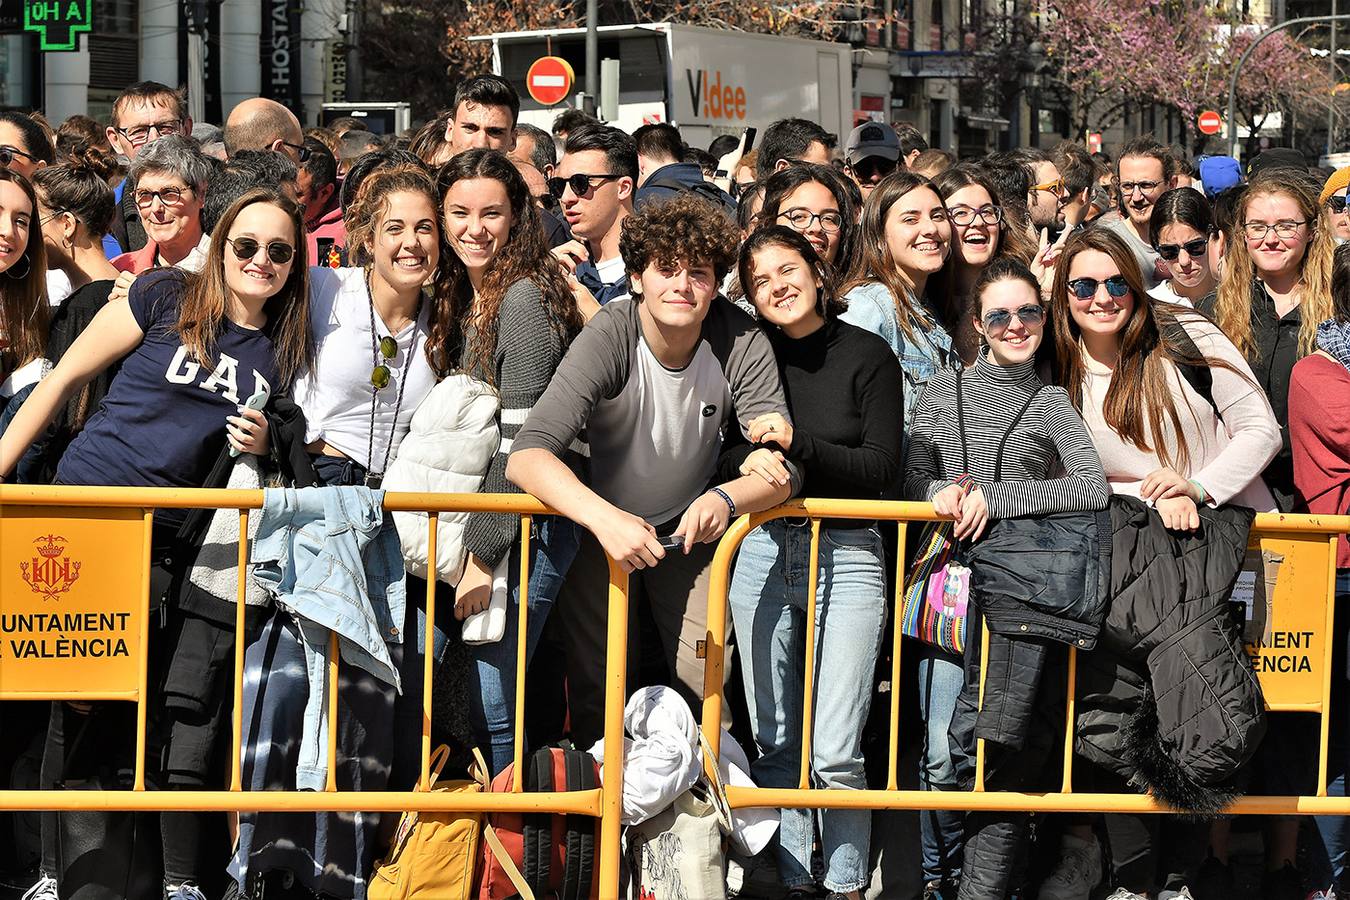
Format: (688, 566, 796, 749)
(369, 746, 488, 900)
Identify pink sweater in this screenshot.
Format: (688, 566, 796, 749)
(1079, 315, 1281, 512)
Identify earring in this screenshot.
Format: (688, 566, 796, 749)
(4, 255, 31, 280)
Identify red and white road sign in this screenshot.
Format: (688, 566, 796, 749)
(1198, 110, 1223, 136)
(526, 56, 574, 107)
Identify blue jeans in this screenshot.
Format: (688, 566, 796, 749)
(468, 516, 580, 775)
(1313, 569, 1350, 891)
(918, 646, 965, 884)
(729, 520, 887, 894)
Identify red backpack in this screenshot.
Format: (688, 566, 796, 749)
(479, 746, 600, 900)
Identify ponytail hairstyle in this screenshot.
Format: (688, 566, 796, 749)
(32, 146, 118, 238)
(1212, 170, 1335, 358)
(0, 169, 49, 375)
(174, 188, 312, 385)
(738, 225, 846, 320)
(430, 149, 580, 382)
(343, 161, 438, 269)
(841, 169, 947, 342)
(1049, 228, 1247, 473)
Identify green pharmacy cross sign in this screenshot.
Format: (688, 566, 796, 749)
(24, 0, 91, 51)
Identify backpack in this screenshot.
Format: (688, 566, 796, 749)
(641, 175, 737, 217)
(369, 746, 487, 900)
(479, 746, 600, 900)
(1163, 320, 1217, 416)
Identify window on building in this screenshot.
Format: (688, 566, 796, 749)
(89, 0, 139, 118)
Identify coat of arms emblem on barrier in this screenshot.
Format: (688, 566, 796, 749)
(19, 534, 81, 601)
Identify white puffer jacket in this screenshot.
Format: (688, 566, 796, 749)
(382, 374, 499, 585)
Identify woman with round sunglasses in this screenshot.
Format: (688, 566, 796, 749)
(759, 163, 860, 272)
(727, 226, 903, 900)
(841, 170, 955, 429)
(428, 149, 584, 776)
(110, 135, 211, 276)
(0, 168, 49, 402)
(1046, 228, 1279, 900)
(905, 257, 1108, 900)
(1, 188, 311, 900)
(1148, 188, 1220, 308)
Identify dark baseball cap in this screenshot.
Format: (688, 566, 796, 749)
(1246, 147, 1307, 178)
(845, 122, 900, 165)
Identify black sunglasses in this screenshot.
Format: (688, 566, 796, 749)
(280, 140, 313, 163)
(850, 156, 898, 179)
(226, 236, 295, 265)
(982, 304, 1046, 333)
(547, 173, 621, 200)
(1155, 238, 1209, 261)
(1067, 275, 1131, 299)
(0, 145, 37, 168)
(1329, 195, 1348, 214)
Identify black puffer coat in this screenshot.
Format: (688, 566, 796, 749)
(1076, 495, 1265, 812)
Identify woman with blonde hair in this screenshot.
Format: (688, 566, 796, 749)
(1203, 168, 1335, 512)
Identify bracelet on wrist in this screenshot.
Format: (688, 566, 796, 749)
(710, 486, 736, 518)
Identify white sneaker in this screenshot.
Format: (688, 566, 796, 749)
(166, 884, 209, 900)
(1104, 891, 1147, 900)
(1035, 834, 1103, 900)
(21, 874, 58, 900)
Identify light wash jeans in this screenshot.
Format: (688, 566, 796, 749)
(729, 519, 887, 894)
(918, 647, 966, 885)
(467, 516, 580, 775)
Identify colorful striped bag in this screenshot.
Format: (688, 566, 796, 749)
(899, 521, 970, 654)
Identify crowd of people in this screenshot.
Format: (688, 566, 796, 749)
(0, 71, 1348, 900)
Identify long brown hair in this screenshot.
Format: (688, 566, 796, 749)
(1212, 170, 1335, 359)
(174, 188, 312, 385)
(430, 149, 580, 382)
(0, 169, 49, 375)
(1050, 228, 1246, 473)
(841, 169, 948, 342)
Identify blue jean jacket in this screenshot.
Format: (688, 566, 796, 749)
(252, 486, 406, 790)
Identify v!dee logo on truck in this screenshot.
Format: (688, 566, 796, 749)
(685, 69, 747, 121)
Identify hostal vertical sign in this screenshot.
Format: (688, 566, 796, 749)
(260, 0, 302, 111)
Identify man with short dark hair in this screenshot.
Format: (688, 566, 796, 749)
(842, 121, 900, 198)
(297, 138, 345, 265)
(1100, 135, 1177, 288)
(893, 122, 928, 168)
(104, 81, 193, 254)
(201, 149, 299, 234)
(551, 126, 638, 307)
(445, 74, 519, 155)
(1052, 140, 1104, 230)
(224, 97, 306, 163)
(759, 117, 836, 172)
(552, 109, 599, 148)
(513, 122, 556, 177)
(632, 123, 734, 214)
(633, 122, 685, 186)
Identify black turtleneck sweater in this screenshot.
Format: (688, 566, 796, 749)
(721, 317, 904, 508)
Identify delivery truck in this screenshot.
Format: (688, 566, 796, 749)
(472, 23, 854, 148)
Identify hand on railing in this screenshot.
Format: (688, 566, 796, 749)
(591, 506, 665, 572)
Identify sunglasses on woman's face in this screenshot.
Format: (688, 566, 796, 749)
(982, 303, 1046, 333)
(1155, 238, 1208, 261)
(1067, 275, 1131, 300)
(371, 336, 398, 390)
(1329, 195, 1348, 214)
(226, 236, 295, 265)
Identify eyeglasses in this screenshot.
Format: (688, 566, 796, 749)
(982, 303, 1045, 333)
(1119, 180, 1163, 196)
(778, 207, 844, 233)
(279, 140, 313, 162)
(0, 145, 37, 168)
(1067, 275, 1131, 299)
(1241, 220, 1308, 241)
(1155, 238, 1209, 261)
(113, 121, 182, 146)
(547, 173, 622, 200)
(1329, 195, 1348, 214)
(850, 156, 898, 180)
(134, 186, 193, 208)
(38, 209, 71, 227)
(225, 236, 295, 266)
(371, 335, 398, 390)
(948, 205, 1003, 226)
(1032, 178, 1065, 196)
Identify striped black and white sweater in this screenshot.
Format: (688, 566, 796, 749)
(903, 353, 1109, 518)
(462, 278, 578, 567)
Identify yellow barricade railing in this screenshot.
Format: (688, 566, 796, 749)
(699, 499, 1350, 816)
(3, 486, 1349, 900)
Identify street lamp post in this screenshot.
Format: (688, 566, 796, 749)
(1227, 13, 1350, 159)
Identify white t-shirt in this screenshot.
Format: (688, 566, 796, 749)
(293, 267, 437, 472)
(46, 268, 72, 306)
(1147, 281, 1194, 308)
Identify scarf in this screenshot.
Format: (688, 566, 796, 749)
(1316, 318, 1350, 372)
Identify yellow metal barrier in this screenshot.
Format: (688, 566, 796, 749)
(699, 499, 1350, 817)
(0, 485, 628, 896)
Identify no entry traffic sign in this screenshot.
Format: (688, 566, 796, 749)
(1198, 110, 1223, 136)
(527, 56, 574, 107)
